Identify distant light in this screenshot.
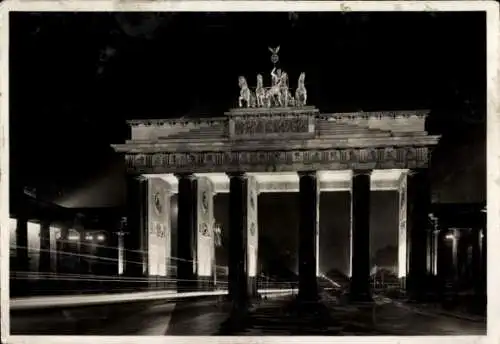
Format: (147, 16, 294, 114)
(318, 272, 341, 288)
(97, 234, 106, 242)
(68, 234, 80, 241)
(85, 235, 93, 241)
(445, 233, 455, 240)
(480, 232, 485, 239)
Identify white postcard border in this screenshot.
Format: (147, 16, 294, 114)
(0, 2, 498, 344)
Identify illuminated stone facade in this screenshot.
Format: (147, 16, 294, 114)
(118, 109, 434, 175)
(112, 107, 440, 301)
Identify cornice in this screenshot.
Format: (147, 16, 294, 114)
(127, 117, 226, 127)
(318, 110, 430, 120)
(112, 135, 440, 154)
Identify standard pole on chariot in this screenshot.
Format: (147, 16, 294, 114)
(269, 45, 280, 68)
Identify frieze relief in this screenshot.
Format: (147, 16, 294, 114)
(233, 115, 309, 136)
(126, 146, 430, 172)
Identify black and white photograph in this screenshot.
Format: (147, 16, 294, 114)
(3, 1, 498, 340)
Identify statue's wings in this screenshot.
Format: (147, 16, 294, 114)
(268, 46, 281, 54)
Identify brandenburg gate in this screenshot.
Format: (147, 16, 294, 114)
(111, 49, 440, 305)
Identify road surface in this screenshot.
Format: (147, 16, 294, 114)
(10, 292, 486, 335)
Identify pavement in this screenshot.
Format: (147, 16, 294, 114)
(217, 292, 486, 336)
(10, 291, 487, 336)
(10, 297, 229, 335)
(394, 301, 486, 323)
(372, 304, 485, 335)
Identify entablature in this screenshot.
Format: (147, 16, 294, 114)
(114, 107, 440, 175)
(121, 145, 434, 175)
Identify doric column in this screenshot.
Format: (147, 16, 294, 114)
(74, 214, 86, 275)
(397, 172, 408, 279)
(125, 175, 148, 278)
(479, 228, 486, 303)
(13, 215, 29, 296)
(426, 230, 432, 275)
(436, 229, 447, 297)
(246, 176, 259, 297)
(176, 173, 197, 292)
(57, 225, 70, 273)
(451, 229, 460, 281)
(117, 230, 126, 275)
(431, 229, 439, 276)
(471, 228, 481, 290)
(349, 170, 372, 302)
(196, 176, 216, 290)
(39, 220, 51, 273)
(16, 216, 29, 272)
(407, 168, 431, 300)
(298, 171, 319, 301)
(227, 172, 251, 310)
(49, 226, 58, 273)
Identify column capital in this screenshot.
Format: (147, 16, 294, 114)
(352, 169, 372, 177)
(226, 172, 248, 179)
(126, 172, 145, 180)
(40, 219, 51, 228)
(297, 170, 318, 178)
(175, 173, 196, 180)
(407, 168, 429, 177)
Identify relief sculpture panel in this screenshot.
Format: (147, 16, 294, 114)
(233, 115, 309, 136)
(127, 145, 430, 173)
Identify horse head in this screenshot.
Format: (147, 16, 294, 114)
(257, 74, 263, 87)
(238, 76, 247, 88)
(281, 72, 289, 87)
(299, 72, 306, 85)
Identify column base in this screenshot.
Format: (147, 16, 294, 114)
(177, 276, 197, 293)
(147, 275, 157, 290)
(298, 276, 319, 302)
(348, 279, 372, 304)
(227, 284, 252, 312)
(406, 273, 428, 303)
(124, 270, 145, 292)
(248, 276, 257, 298)
(147, 275, 172, 291)
(219, 306, 251, 334)
(297, 290, 319, 303)
(197, 275, 215, 292)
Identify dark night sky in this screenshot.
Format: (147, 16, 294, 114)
(9, 12, 487, 273)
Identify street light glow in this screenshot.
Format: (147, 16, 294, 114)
(445, 233, 455, 240)
(68, 234, 79, 241)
